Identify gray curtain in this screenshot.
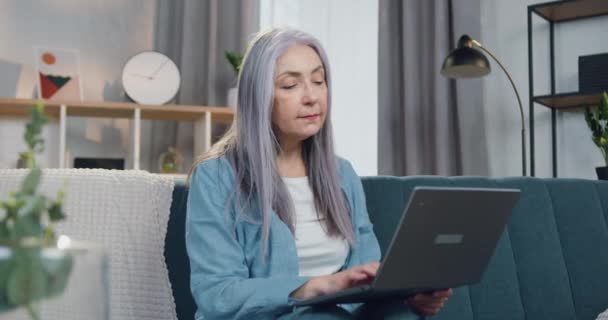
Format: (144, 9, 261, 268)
(378, 0, 489, 176)
(143, 0, 259, 171)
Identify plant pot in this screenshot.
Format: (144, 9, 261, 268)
(0, 238, 108, 320)
(596, 166, 608, 180)
(227, 87, 238, 108)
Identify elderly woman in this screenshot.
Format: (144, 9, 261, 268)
(186, 28, 452, 320)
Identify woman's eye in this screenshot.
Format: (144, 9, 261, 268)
(281, 84, 296, 90)
(313, 80, 325, 86)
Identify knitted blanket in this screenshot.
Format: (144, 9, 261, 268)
(0, 169, 177, 320)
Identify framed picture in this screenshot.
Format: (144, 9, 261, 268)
(35, 47, 83, 101)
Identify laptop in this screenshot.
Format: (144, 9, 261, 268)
(294, 186, 521, 307)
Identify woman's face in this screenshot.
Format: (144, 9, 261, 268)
(272, 44, 328, 145)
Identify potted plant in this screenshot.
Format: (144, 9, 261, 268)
(0, 102, 107, 320)
(225, 50, 243, 108)
(585, 92, 608, 180)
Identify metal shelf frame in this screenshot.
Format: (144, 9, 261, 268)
(528, 0, 608, 177)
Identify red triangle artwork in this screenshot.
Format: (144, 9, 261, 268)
(36, 48, 82, 101)
(39, 73, 60, 98)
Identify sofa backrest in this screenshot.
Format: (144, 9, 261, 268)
(362, 176, 608, 320)
(167, 176, 608, 320)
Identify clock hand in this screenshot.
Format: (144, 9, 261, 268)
(130, 73, 153, 80)
(149, 58, 170, 79)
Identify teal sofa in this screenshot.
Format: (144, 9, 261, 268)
(165, 176, 608, 319)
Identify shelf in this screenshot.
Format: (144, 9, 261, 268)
(531, 0, 608, 22)
(0, 97, 234, 170)
(0, 98, 234, 123)
(533, 92, 603, 109)
(157, 173, 188, 181)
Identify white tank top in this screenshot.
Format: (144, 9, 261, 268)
(282, 176, 350, 277)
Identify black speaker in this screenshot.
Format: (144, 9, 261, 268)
(579, 52, 608, 94)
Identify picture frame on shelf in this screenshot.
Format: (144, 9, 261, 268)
(34, 47, 83, 101)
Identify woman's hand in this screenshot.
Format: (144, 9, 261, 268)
(290, 261, 380, 300)
(406, 288, 453, 316)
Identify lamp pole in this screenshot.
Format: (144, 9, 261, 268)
(472, 41, 527, 176)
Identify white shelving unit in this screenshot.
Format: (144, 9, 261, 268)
(0, 98, 234, 170)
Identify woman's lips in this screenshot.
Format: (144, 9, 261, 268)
(299, 114, 320, 120)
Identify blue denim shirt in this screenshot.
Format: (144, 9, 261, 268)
(186, 156, 381, 320)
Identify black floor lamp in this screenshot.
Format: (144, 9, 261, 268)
(441, 34, 527, 176)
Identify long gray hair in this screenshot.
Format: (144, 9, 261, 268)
(191, 28, 355, 254)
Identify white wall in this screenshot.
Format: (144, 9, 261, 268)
(260, 0, 379, 176)
(480, 0, 608, 178)
(0, 0, 156, 169)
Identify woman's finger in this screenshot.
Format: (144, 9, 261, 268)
(347, 271, 368, 281)
(361, 263, 379, 276)
(432, 288, 453, 298)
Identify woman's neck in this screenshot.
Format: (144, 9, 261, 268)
(277, 142, 307, 178)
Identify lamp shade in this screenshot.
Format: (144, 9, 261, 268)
(441, 35, 491, 78)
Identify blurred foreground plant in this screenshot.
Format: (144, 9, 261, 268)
(0, 101, 71, 320)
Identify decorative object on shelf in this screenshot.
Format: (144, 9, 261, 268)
(225, 51, 243, 108)
(441, 34, 527, 176)
(34, 47, 83, 101)
(16, 156, 27, 169)
(73, 157, 125, 170)
(158, 146, 184, 174)
(584, 92, 608, 180)
(578, 52, 608, 94)
(121, 51, 181, 105)
(0, 60, 21, 97)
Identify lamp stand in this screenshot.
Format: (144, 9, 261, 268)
(473, 41, 527, 176)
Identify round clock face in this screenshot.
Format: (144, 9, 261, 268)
(121, 51, 180, 105)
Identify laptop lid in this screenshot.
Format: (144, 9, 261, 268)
(372, 186, 520, 291)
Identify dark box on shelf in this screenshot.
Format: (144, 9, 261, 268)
(74, 157, 125, 170)
(579, 52, 608, 94)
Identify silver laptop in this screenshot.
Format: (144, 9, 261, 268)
(294, 186, 521, 307)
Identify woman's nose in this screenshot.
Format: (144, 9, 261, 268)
(301, 82, 318, 105)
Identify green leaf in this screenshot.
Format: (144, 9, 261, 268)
(13, 214, 43, 238)
(585, 95, 608, 165)
(1, 195, 23, 223)
(17, 195, 46, 218)
(47, 202, 65, 222)
(0, 222, 8, 239)
(23, 102, 48, 155)
(21, 168, 42, 195)
(7, 250, 47, 305)
(225, 51, 244, 74)
(57, 186, 66, 203)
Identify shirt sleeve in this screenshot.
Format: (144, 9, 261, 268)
(343, 159, 382, 265)
(338, 159, 383, 313)
(186, 158, 310, 320)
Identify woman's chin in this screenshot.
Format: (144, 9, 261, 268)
(290, 132, 318, 142)
(301, 128, 323, 140)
